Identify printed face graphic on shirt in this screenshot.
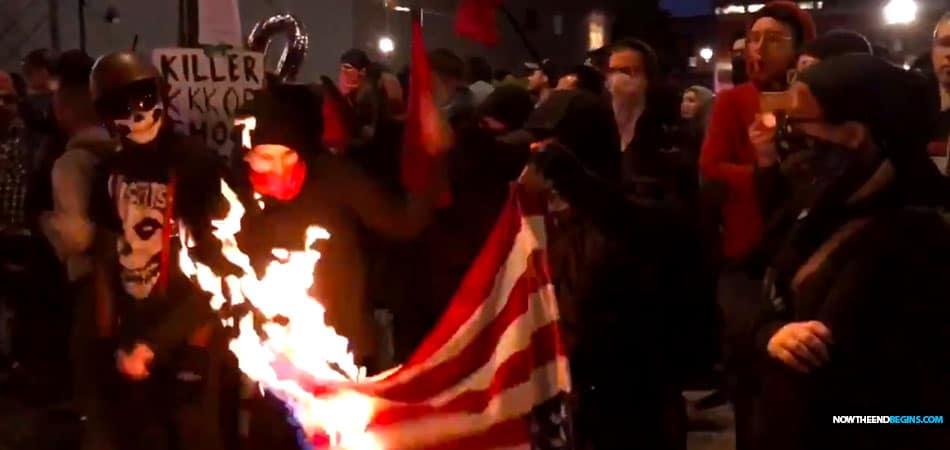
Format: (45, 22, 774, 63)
(111, 175, 168, 299)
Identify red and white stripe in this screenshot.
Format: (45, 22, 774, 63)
(310, 187, 570, 450)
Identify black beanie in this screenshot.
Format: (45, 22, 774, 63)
(238, 83, 324, 155)
(801, 30, 872, 60)
(798, 54, 936, 151)
(798, 53, 946, 205)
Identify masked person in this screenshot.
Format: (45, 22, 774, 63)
(747, 53, 950, 450)
(338, 48, 370, 104)
(233, 82, 442, 371)
(518, 99, 709, 448)
(607, 39, 684, 205)
(86, 51, 231, 450)
(517, 89, 714, 450)
(756, 31, 873, 220)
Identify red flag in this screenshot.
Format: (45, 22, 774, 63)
(307, 185, 572, 449)
(402, 16, 452, 207)
(455, 0, 504, 47)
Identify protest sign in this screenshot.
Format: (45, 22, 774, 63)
(152, 48, 264, 158)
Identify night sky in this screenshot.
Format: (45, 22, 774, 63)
(661, 0, 713, 17)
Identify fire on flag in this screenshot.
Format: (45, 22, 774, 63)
(178, 182, 571, 449)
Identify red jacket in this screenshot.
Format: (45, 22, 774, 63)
(700, 82, 763, 261)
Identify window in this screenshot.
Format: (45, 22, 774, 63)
(716, 2, 822, 15)
(588, 13, 605, 50)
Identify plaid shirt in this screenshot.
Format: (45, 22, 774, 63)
(0, 127, 29, 231)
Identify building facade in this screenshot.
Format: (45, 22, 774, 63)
(671, 0, 948, 89)
(0, 0, 608, 82)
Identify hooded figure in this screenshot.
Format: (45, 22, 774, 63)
(516, 89, 715, 450)
(796, 30, 872, 74)
(748, 54, 950, 450)
(86, 50, 231, 450)
(233, 82, 441, 369)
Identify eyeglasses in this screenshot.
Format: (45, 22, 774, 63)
(747, 31, 793, 49)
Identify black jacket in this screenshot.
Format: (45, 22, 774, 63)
(754, 208, 950, 450)
(534, 146, 717, 387)
(92, 128, 227, 366)
(235, 152, 437, 362)
(620, 89, 688, 207)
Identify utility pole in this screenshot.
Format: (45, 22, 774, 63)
(77, 0, 86, 51)
(48, 0, 61, 50)
(178, 0, 199, 46)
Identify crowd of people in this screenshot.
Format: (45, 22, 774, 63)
(0, 1, 949, 449)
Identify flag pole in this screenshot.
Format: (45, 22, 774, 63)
(499, 5, 543, 63)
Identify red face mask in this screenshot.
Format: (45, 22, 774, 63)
(249, 160, 307, 201)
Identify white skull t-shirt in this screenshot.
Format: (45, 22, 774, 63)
(110, 175, 169, 299)
(103, 139, 178, 301)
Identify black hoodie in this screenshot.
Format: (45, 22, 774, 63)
(749, 55, 950, 450)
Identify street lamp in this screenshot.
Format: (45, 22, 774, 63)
(699, 47, 714, 63)
(883, 0, 917, 26)
(378, 36, 395, 54)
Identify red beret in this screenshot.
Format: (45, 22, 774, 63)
(752, 1, 818, 45)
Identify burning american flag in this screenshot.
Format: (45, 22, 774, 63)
(178, 182, 572, 450)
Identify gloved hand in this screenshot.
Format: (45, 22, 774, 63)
(171, 345, 210, 404)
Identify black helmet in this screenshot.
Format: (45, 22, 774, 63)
(90, 51, 160, 105)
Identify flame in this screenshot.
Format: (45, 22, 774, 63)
(178, 180, 383, 450)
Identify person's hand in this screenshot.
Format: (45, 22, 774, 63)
(750, 113, 779, 167)
(116, 343, 155, 380)
(767, 321, 832, 373)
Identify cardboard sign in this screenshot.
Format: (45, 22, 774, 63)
(152, 48, 264, 158)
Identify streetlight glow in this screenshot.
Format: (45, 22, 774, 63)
(883, 0, 917, 25)
(699, 47, 714, 63)
(378, 36, 395, 54)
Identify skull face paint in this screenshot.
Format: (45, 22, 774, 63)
(111, 175, 169, 299)
(99, 79, 165, 145)
(114, 101, 164, 144)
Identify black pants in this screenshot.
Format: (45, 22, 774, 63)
(571, 347, 686, 450)
(75, 346, 225, 450)
(572, 379, 686, 450)
(0, 233, 70, 390)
